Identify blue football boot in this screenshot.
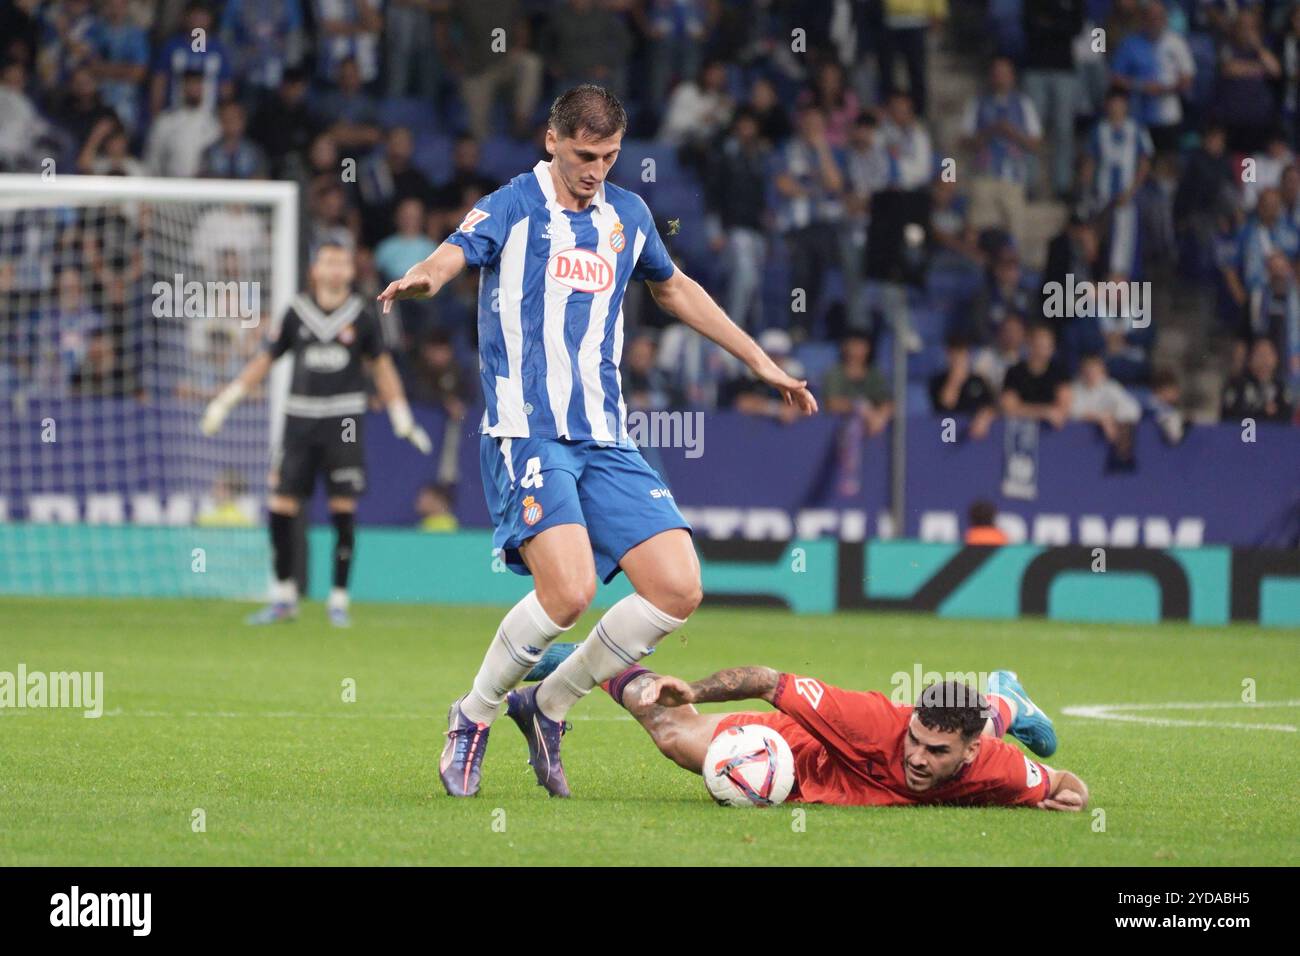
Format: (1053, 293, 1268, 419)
(987, 669, 1057, 758)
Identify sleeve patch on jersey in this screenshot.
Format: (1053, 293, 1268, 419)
(458, 209, 491, 234)
(794, 677, 824, 710)
(1024, 755, 1044, 789)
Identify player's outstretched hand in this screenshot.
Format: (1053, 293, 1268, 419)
(1037, 790, 1085, 812)
(406, 423, 433, 455)
(756, 365, 818, 417)
(640, 675, 695, 708)
(376, 272, 434, 314)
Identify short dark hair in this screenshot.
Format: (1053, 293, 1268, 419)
(548, 85, 627, 140)
(310, 239, 352, 261)
(914, 681, 989, 741)
(968, 498, 997, 527)
(945, 331, 972, 351)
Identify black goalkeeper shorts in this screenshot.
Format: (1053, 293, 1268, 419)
(274, 415, 367, 499)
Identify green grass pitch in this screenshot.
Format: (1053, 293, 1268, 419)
(1, 597, 1297, 866)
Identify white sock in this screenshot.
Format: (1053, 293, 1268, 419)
(461, 591, 570, 725)
(328, 588, 348, 610)
(272, 579, 298, 604)
(535, 593, 686, 721)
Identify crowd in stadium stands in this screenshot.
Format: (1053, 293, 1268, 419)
(0, 0, 1297, 442)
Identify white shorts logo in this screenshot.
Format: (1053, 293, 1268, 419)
(520, 456, 544, 489)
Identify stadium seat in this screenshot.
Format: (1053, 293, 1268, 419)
(413, 132, 455, 183)
(377, 97, 439, 135)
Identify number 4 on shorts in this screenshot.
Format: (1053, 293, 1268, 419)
(521, 456, 544, 489)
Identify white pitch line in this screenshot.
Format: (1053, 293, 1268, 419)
(1062, 700, 1300, 733)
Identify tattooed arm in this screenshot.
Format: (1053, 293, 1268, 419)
(641, 667, 781, 708)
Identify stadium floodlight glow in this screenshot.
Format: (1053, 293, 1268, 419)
(0, 174, 299, 599)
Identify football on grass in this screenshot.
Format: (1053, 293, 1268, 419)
(703, 725, 795, 807)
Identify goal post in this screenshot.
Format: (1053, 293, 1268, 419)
(0, 174, 299, 599)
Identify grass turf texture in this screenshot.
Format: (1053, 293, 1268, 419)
(1, 597, 1297, 867)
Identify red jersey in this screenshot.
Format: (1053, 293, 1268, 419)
(713, 673, 1051, 808)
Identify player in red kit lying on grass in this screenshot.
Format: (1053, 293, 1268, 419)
(597, 665, 1089, 809)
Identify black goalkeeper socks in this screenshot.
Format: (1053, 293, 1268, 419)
(331, 511, 356, 591)
(269, 511, 295, 584)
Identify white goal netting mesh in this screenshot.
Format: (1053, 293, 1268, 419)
(0, 179, 293, 599)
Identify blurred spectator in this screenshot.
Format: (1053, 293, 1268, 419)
(220, 0, 306, 103)
(1278, 3, 1300, 145)
(416, 483, 459, 532)
(76, 115, 144, 175)
(657, 320, 735, 408)
(745, 75, 792, 145)
(197, 470, 256, 528)
(36, 0, 97, 88)
(725, 328, 810, 424)
(313, 56, 381, 153)
(1081, 88, 1152, 278)
(306, 182, 360, 254)
(973, 311, 1026, 388)
(452, 0, 544, 142)
(1110, 2, 1194, 155)
(35, 268, 103, 397)
(71, 328, 135, 397)
(144, 69, 220, 178)
(1070, 351, 1141, 443)
(1247, 250, 1300, 361)
(965, 499, 1009, 545)
(200, 101, 268, 179)
(1214, 205, 1249, 332)
(878, 90, 933, 191)
(823, 332, 894, 436)
(774, 106, 846, 334)
(928, 176, 982, 268)
(1173, 123, 1236, 275)
(961, 56, 1041, 248)
(704, 109, 771, 330)
(1239, 132, 1294, 211)
(1000, 322, 1071, 429)
(52, 64, 118, 155)
(1240, 188, 1299, 291)
(1221, 337, 1294, 422)
(407, 328, 472, 421)
(970, 246, 1032, 344)
(641, 0, 710, 115)
(541, 0, 633, 99)
(929, 333, 997, 439)
(429, 136, 497, 219)
(89, 0, 149, 135)
(384, 0, 441, 101)
(1021, 0, 1085, 198)
(658, 59, 733, 153)
(844, 112, 894, 326)
(1146, 367, 1187, 444)
(1213, 9, 1281, 153)
(313, 0, 382, 85)
(623, 333, 671, 411)
(799, 61, 861, 148)
(878, 0, 947, 116)
(1041, 214, 1100, 328)
(247, 67, 321, 181)
(374, 197, 438, 282)
(0, 59, 53, 171)
(149, 2, 234, 116)
(360, 126, 437, 246)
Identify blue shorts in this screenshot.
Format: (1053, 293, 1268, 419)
(480, 435, 691, 583)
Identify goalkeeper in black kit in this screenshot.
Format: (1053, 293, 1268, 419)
(200, 242, 432, 627)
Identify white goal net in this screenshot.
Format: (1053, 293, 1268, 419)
(0, 175, 298, 599)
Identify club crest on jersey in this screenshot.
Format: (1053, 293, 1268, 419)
(609, 221, 626, 253)
(521, 495, 544, 527)
(338, 324, 355, 345)
(547, 248, 614, 293)
(458, 208, 491, 233)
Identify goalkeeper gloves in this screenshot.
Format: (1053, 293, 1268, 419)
(388, 400, 433, 454)
(201, 381, 246, 436)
